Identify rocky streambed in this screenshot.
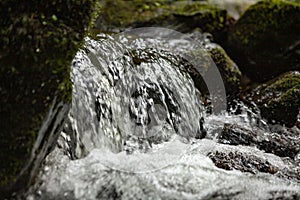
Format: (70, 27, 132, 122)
(1, 0, 300, 199)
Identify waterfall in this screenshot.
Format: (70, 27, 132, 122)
(24, 29, 300, 200)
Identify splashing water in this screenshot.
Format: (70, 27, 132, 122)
(25, 29, 300, 199)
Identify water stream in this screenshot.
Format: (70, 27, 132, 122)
(25, 29, 300, 200)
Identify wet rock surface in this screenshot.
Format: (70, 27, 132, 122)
(268, 190, 300, 200)
(208, 151, 278, 174)
(217, 123, 300, 159)
(206, 43, 242, 98)
(227, 0, 300, 82)
(182, 42, 242, 103)
(246, 71, 300, 127)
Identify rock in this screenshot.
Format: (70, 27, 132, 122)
(0, 0, 99, 195)
(218, 123, 300, 159)
(187, 43, 242, 101)
(206, 43, 242, 98)
(208, 151, 278, 174)
(95, 0, 228, 42)
(269, 191, 300, 200)
(247, 71, 300, 127)
(208, 150, 300, 182)
(227, 0, 300, 82)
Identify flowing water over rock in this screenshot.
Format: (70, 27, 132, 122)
(25, 30, 300, 200)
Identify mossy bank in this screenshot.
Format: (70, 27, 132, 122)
(0, 0, 99, 196)
(95, 0, 228, 42)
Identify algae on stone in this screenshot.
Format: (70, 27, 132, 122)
(248, 71, 300, 126)
(207, 44, 242, 97)
(0, 0, 99, 195)
(227, 0, 300, 82)
(187, 43, 242, 102)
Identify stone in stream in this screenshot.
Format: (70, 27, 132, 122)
(0, 0, 99, 196)
(208, 150, 300, 183)
(247, 71, 300, 127)
(227, 0, 300, 82)
(186, 43, 242, 103)
(206, 43, 242, 99)
(208, 151, 278, 174)
(217, 123, 300, 159)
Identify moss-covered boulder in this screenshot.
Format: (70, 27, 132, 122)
(227, 0, 300, 82)
(247, 71, 300, 127)
(187, 43, 242, 101)
(207, 44, 242, 97)
(95, 0, 228, 42)
(0, 0, 99, 196)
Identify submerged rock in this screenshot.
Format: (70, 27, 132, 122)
(0, 0, 99, 195)
(248, 71, 300, 127)
(227, 0, 300, 82)
(95, 0, 228, 42)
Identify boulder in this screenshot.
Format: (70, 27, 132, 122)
(0, 0, 99, 195)
(208, 151, 278, 174)
(218, 123, 300, 158)
(227, 0, 300, 82)
(187, 43, 242, 101)
(207, 43, 242, 97)
(248, 71, 300, 127)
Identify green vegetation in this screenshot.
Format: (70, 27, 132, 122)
(250, 71, 300, 126)
(96, 0, 227, 41)
(0, 0, 99, 195)
(208, 44, 241, 97)
(228, 0, 300, 82)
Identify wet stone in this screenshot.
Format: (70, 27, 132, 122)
(269, 190, 300, 200)
(217, 123, 300, 159)
(246, 71, 300, 127)
(208, 151, 278, 174)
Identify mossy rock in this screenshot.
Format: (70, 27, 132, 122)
(248, 71, 300, 127)
(0, 0, 99, 196)
(207, 44, 242, 97)
(227, 0, 300, 82)
(95, 0, 228, 42)
(187, 43, 241, 101)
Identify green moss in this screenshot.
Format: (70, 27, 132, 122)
(228, 0, 300, 81)
(172, 2, 227, 34)
(235, 0, 300, 47)
(98, 0, 171, 28)
(250, 71, 300, 126)
(0, 0, 99, 195)
(96, 0, 227, 40)
(207, 44, 242, 97)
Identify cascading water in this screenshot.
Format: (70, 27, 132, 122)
(67, 29, 206, 159)
(25, 29, 300, 200)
